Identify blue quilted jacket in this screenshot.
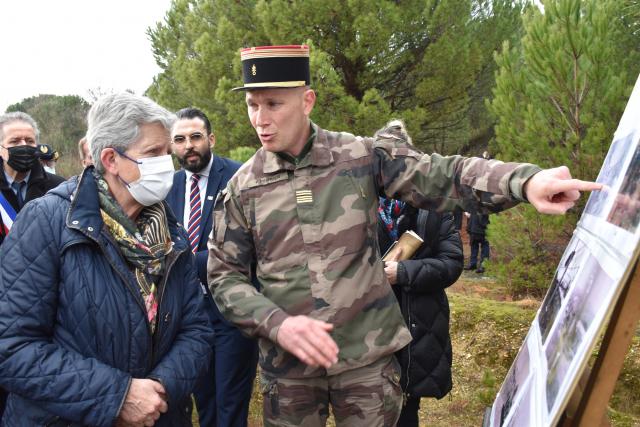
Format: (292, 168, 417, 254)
(0, 168, 213, 426)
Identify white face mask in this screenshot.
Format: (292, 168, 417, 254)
(44, 165, 56, 174)
(118, 152, 175, 206)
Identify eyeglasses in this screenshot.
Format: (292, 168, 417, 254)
(172, 132, 206, 145)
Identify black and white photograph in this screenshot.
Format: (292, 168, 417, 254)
(607, 141, 640, 234)
(537, 236, 588, 343)
(506, 377, 533, 427)
(544, 253, 615, 415)
(583, 131, 638, 218)
(492, 336, 532, 427)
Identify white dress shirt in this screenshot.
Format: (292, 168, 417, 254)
(182, 156, 213, 228)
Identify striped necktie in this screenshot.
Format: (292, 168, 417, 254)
(187, 174, 202, 253)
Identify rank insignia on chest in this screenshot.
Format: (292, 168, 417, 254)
(295, 189, 313, 204)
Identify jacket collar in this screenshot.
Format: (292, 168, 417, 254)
(262, 123, 333, 173)
(0, 157, 47, 190)
(66, 167, 188, 253)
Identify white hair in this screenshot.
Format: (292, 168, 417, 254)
(87, 93, 175, 173)
(0, 111, 40, 144)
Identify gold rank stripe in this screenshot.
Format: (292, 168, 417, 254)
(242, 81, 306, 88)
(241, 46, 309, 60)
(296, 190, 313, 204)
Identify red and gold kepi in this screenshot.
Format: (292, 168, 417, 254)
(232, 45, 310, 91)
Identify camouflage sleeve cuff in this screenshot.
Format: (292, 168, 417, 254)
(508, 164, 542, 202)
(260, 308, 290, 342)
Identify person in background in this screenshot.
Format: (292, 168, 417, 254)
(378, 198, 463, 426)
(0, 93, 212, 426)
(36, 143, 60, 175)
(0, 112, 64, 246)
(165, 107, 258, 427)
(78, 136, 94, 167)
(452, 206, 464, 232)
(0, 111, 65, 418)
(465, 211, 490, 273)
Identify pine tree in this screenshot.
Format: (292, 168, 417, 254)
(146, 0, 526, 156)
(487, 0, 640, 295)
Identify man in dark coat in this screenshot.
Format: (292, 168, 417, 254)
(165, 107, 258, 427)
(0, 112, 64, 418)
(0, 112, 64, 247)
(378, 198, 464, 427)
(465, 211, 490, 273)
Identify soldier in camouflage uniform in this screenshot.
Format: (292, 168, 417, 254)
(207, 45, 600, 427)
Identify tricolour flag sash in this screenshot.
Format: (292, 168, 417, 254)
(0, 192, 17, 235)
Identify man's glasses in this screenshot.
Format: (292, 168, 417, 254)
(172, 132, 206, 145)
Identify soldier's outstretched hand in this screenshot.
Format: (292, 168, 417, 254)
(277, 315, 339, 368)
(524, 166, 602, 214)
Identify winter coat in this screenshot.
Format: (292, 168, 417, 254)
(0, 168, 213, 427)
(466, 212, 490, 237)
(0, 157, 65, 246)
(378, 205, 463, 399)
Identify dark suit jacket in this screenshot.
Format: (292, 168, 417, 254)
(0, 158, 65, 246)
(165, 155, 240, 286)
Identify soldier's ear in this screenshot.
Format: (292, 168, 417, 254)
(303, 89, 316, 116)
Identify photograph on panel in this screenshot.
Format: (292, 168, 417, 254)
(607, 141, 640, 234)
(537, 235, 588, 344)
(544, 253, 615, 414)
(505, 377, 533, 427)
(492, 335, 532, 427)
(583, 130, 638, 218)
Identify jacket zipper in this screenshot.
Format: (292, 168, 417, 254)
(70, 223, 185, 371)
(150, 250, 181, 366)
(403, 290, 412, 401)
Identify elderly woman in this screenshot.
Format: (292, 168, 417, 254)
(0, 93, 212, 427)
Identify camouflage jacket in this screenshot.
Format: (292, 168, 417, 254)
(208, 122, 541, 378)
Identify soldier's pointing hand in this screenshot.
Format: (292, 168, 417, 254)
(524, 166, 602, 214)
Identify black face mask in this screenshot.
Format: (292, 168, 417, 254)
(6, 145, 38, 172)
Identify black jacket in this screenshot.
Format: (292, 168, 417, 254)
(378, 205, 463, 399)
(0, 158, 65, 246)
(466, 211, 490, 237)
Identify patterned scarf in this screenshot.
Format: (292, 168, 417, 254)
(378, 197, 405, 241)
(94, 171, 172, 334)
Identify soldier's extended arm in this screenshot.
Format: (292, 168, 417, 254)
(207, 188, 287, 341)
(372, 123, 599, 214)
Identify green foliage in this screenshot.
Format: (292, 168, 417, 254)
(487, 0, 640, 295)
(6, 94, 90, 178)
(228, 146, 257, 163)
(147, 0, 527, 156)
(476, 369, 498, 406)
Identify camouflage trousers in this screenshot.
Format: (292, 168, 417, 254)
(260, 355, 403, 427)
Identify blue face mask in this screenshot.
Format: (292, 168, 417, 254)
(117, 150, 175, 206)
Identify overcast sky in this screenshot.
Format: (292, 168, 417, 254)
(0, 0, 173, 112)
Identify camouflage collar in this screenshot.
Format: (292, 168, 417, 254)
(262, 123, 333, 173)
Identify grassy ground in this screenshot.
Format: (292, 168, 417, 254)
(193, 271, 639, 426)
